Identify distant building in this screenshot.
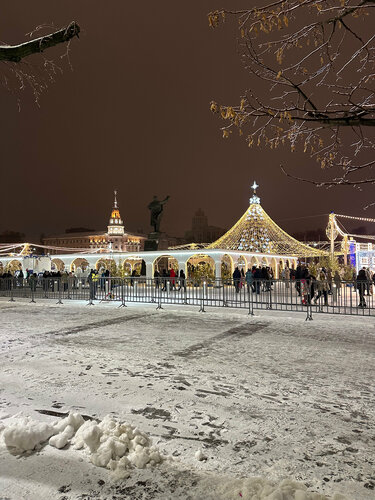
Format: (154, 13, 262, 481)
(43, 192, 146, 254)
(184, 208, 225, 244)
(0, 231, 25, 243)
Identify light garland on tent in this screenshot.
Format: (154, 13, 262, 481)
(208, 182, 326, 257)
(0, 242, 104, 256)
(335, 213, 375, 224)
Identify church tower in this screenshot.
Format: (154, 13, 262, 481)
(108, 190, 125, 236)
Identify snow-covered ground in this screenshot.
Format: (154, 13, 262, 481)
(0, 298, 374, 499)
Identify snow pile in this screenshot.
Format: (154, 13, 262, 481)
(210, 477, 348, 500)
(3, 417, 56, 452)
(72, 415, 164, 477)
(1, 412, 164, 477)
(195, 448, 207, 461)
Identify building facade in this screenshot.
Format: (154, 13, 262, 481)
(184, 208, 225, 243)
(42, 192, 146, 254)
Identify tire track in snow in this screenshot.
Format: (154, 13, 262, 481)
(38, 311, 158, 338)
(172, 322, 267, 358)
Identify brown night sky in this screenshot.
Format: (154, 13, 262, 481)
(0, 1, 374, 241)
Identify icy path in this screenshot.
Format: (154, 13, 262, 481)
(0, 299, 374, 499)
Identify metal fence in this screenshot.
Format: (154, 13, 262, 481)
(0, 276, 374, 319)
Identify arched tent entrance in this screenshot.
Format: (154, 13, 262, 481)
(187, 254, 215, 282)
(121, 257, 146, 277)
(70, 258, 90, 273)
(271, 257, 278, 278)
(221, 254, 234, 280)
(249, 256, 259, 269)
(95, 258, 117, 275)
(236, 256, 247, 273)
(153, 255, 179, 275)
(51, 258, 66, 272)
(133, 259, 146, 276)
(5, 260, 22, 274)
(123, 260, 132, 276)
(260, 257, 269, 268)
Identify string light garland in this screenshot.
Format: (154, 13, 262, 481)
(335, 213, 375, 224)
(209, 182, 326, 257)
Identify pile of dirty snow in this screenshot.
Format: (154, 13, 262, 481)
(1, 413, 350, 499)
(2, 412, 164, 477)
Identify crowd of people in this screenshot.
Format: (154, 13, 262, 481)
(232, 264, 375, 309)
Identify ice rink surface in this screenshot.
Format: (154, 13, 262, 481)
(0, 299, 374, 499)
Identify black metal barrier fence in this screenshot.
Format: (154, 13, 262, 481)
(0, 276, 374, 319)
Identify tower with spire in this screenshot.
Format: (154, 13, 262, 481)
(108, 190, 124, 237)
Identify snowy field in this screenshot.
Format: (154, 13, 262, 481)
(0, 299, 374, 500)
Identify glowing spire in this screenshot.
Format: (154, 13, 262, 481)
(108, 190, 124, 235)
(250, 181, 260, 205)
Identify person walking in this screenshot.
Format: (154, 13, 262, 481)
(314, 268, 328, 306)
(178, 269, 186, 291)
(334, 270, 341, 298)
(301, 268, 311, 305)
(233, 267, 241, 293)
(245, 267, 253, 294)
(295, 264, 302, 297)
(254, 266, 262, 294)
(169, 267, 177, 290)
(357, 268, 367, 308)
(161, 269, 168, 291)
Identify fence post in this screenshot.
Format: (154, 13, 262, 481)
(199, 281, 206, 312)
(119, 279, 127, 308)
(266, 280, 272, 310)
(156, 284, 163, 310)
(248, 283, 254, 316)
(87, 281, 94, 306)
(30, 282, 36, 303)
(8, 279, 15, 302)
(305, 281, 313, 321)
(222, 279, 227, 307)
(56, 279, 63, 305)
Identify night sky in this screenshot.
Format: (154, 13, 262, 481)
(1, 1, 373, 241)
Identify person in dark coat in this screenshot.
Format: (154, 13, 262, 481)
(18, 269, 24, 288)
(178, 269, 186, 291)
(261, 266, 270, 291)
(154, 269, 160, 289)
(357, 268, 367, 308)
(253, 266, 262, 294)
(295, 264, 302, 296)
(233, 267, 241, 293)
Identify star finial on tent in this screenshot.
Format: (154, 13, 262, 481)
(249, 181, 260, 205)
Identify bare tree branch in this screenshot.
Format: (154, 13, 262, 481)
(0, 22, 80, 63)
(208, 1, 375, 187)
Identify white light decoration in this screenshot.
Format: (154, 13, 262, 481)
(209, 183, 325, 257)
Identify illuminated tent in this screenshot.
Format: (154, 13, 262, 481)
(208, 183, 325, 258)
